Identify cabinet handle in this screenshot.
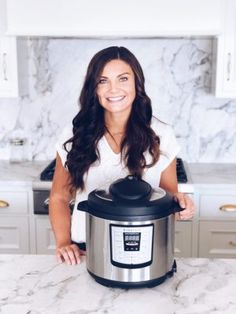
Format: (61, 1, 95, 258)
(43, 198, 49, 210)
(227, 52, 231, 81)
(0, 200, 9, 208)
(2, 52, 8, 81)
(43, 198, 74, 213)
(229, 241, 236, 247)
(219, 204, 236, 212)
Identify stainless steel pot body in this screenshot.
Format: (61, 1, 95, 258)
(85, 213, 175, 285)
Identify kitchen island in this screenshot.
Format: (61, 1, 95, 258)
(0, 255, 236, 314)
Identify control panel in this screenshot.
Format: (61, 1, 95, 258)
(110, 224, 154, 268)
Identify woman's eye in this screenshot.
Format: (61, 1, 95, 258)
(120, 76, 128, 82)
(98, 78, 107, 84)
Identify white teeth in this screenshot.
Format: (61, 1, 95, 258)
(107, 96, 125, 102)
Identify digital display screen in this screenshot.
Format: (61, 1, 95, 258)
(123, 232, 141, 251)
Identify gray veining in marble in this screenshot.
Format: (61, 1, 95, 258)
(0, 255, 236, 314)
(0, 38, 235, 162)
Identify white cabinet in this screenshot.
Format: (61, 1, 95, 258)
(174, 192, 197, 258)
(213, 0, 236, 98)
(198, 186, 236, 258)
(0, 36, 28, 98)
(35, 216, 55, 254)
(0, 36, 18, 97)
(175, 221, 193, 257)
(199, 221, 236, 258)
(0, 187, 32, 253)
(0, 216, 29, 253)
(0, 0, 6, 33)
(5, 0, 223, 37)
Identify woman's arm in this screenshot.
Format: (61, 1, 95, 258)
(159, 158, 195, 220)
(49, 153, 81, 265)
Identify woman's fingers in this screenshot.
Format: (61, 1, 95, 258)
(174, 192, 195, 220)
(56, 251, 64, 263)
(56, 244, 81, 265)
(72, 244, 82, 263)
(67, 247, 78, 265)
(174, 193, 186, 209)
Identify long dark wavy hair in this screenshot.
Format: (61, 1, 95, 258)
(64, 46, 160, 191)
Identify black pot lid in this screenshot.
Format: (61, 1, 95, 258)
(78, 175, 182, 221)
(95, 185, 166, 202)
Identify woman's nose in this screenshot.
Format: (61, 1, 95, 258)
(108, 80, 119, 92)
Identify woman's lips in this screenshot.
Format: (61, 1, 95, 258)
(106, 96, 125, 102)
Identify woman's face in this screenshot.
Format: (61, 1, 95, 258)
(96, 59, 136, 116)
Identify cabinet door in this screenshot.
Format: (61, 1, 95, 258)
(0, 216, 29, 253)
(174, 221, 192, 257)
(199, 221, 236, 258)
(214, 0, 236, 98)
(35, 216, 56, 254)
(0, 36, 18, 97)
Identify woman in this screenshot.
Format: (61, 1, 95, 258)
(49, 46, 195, 265)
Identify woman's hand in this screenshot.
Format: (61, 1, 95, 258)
(173, 192, 195, 220)
(56, 244, 86, 265)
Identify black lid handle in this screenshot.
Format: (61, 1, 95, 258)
(172, 199, 185, 213)
(109, 175, 152, 201)
(77, 201, 89, 212)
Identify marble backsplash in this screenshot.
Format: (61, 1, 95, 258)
(0, 38, 235, 162)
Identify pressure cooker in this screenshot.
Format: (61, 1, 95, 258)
(77, 175, 184, 288)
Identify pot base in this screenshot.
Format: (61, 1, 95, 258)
(88, 260, 177, 289)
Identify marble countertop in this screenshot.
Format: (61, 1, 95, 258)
(0, 161, 235, 189)
(189, 163, 236, 186)
(0, 255, 236, 314)
(0, 161, 48, 187)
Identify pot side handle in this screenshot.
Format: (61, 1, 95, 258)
(77, 200, 89, 212)
(172, 199, 185, 213)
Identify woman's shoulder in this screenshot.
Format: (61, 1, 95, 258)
(58, 124, 73, 144)
(56, 124, 73, 148)
(60, 124, 73, 139)
(150, 116, 174, 136)
(55, 124, 73, 163)
(151, 116, 180, 160)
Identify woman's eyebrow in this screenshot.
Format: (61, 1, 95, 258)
(117, 72, 130, 77)
(99, 72, 131, 79)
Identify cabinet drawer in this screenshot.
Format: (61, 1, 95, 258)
(0, 191, 28, 214)
(35, 216, 55, 254)
(174, 221, 192, 257)
(199, 221, 236, 258)
(199, 194, 236, 218)
(0, 216, 29, 253)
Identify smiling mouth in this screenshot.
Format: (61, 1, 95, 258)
(106, 96, 125, 102)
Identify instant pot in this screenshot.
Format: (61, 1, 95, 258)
(78, 175, 184, 288)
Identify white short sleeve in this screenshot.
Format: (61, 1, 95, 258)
(55, 125, 73, 167)
(151, 117, 181, 171)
